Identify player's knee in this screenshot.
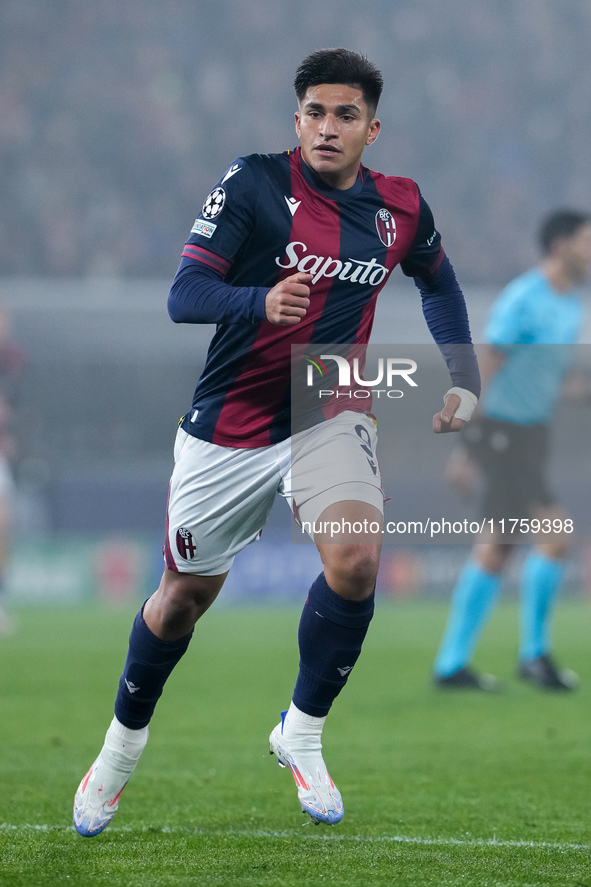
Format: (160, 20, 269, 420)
(157, 569, 225, 625)
(538, 540, 571, 560)
(475, 543, 510, 574)
(324, 545, 380, 598)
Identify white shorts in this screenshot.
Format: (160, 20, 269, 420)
(164, 411, 384, 576)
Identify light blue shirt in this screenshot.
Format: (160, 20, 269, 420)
(482, 268, 582, 424)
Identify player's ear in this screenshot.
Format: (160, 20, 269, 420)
(365, 118, 381, 147)
(294, 111, 302, 138)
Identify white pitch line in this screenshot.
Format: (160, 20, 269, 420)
(1, 823, 589, 851)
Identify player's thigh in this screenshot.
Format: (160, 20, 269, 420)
(477, 420, 543, 526)
(165, 430, 282, 576)
(283, 411, 384, 538)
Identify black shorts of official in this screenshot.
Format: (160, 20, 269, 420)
(461, 417, 556, 524)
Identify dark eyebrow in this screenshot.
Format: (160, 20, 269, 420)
(304, 101, 362, 115)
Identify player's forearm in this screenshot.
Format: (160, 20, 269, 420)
(415, 256, 481, 398)
(168, 267, 268, 325)
(417, 254, 471, 340)
(439, 345, 481, 399)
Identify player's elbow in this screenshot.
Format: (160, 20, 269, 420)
(167, 287, 187, 323)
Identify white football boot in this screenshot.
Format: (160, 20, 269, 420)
(73, 718, 148, 837)
(269, 705, 344, 824)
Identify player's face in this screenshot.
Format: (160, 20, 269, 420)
(295, 84, 380, 190)
(563, 222, 591, 283)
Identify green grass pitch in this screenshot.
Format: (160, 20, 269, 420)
(1, 597, 590, 886)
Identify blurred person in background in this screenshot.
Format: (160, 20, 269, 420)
(433, 209, 591, 691)
(0, 396, 17, 636)
(0, 309, 26, 636)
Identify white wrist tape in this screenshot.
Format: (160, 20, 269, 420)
(444, 387, 478, 422)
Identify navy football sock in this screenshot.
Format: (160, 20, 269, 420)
(114, 606, 193, 729)
(293, 573, 375, 718)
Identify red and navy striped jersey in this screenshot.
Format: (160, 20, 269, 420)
(170, 147, 450, 448)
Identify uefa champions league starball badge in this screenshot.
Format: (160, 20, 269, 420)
(202, 187, 226, 219)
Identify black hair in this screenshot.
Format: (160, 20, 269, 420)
(538, 208, 591, 255)
(294, 48, 383, 115)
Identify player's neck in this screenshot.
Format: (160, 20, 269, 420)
(541, 259, 576, 294)
(300, 151, 361, 192)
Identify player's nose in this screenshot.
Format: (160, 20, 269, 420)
(319, 115, 338, 137)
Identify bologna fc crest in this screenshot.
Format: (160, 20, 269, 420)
(375, 208, 396, 247)
(176, 527, 197, 559)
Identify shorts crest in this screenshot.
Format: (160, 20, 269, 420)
(176, 527, 197, 559)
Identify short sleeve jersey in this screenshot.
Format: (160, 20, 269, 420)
(176, 147, 444, 447)
(482, 268, 583, 424)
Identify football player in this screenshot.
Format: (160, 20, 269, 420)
(434, 209, 591, 691)
(74, 48, 479, 834)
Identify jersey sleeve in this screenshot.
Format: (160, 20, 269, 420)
(168, 156, 270, 325)
(185, 156, 259, 262)
(401, 191, 480, 397)
(399, 192, 444, 278)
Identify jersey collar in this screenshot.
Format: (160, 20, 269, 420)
(296, 147, 364, 201)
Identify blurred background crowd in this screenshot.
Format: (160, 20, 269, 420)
(2, 0, 591, 284)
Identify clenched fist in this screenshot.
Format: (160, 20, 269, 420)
(265, 272, 312, 325)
